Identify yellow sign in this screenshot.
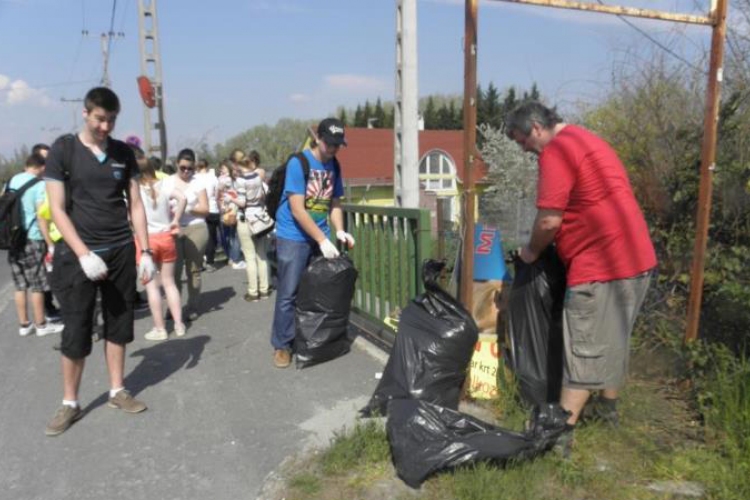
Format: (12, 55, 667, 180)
(467, 333, 500, 399)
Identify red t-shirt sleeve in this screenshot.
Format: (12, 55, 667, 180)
(536, 146, 575, 211)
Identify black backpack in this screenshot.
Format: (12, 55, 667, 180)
(0, 176, 43, 255)
(265, 152, 341, 220)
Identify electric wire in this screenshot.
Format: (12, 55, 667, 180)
(106, 0, 118, 58)
(595, 0, 704, 73)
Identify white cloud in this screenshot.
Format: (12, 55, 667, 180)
(289, 93, 311, 103)
(0, 74, 53, 107)
(324, 74, 389, 93)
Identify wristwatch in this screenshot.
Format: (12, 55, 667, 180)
(141, 249, 153, 256)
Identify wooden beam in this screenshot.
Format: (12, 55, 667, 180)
(489, 0, 712, 26)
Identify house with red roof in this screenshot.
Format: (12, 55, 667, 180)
(334, 127, 490, 222)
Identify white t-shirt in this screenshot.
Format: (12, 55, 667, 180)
(140, 180, 174, 234)
(196, 171, 219, 215)
(163, 175, 207, 227)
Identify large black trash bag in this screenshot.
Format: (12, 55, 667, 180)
(507, 246, 567, 407)
(387, 399, 570, 488)
(360, 260, 479, 417)
(294, 255, 358, 369)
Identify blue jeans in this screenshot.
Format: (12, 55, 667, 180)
(270, 237, 316, 350)
(221, 224, 243, 263)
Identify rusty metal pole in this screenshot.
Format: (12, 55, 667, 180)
(459, 0, 478, 310)
(685, 0, 729, 343)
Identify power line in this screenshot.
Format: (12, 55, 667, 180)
(595, 0, 704, 74)
(107, 0, 118, 57)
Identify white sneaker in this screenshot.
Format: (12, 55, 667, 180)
(144, 327, 168, 341)
(173, 323, 187, 337)
(35, 322, 64, 337)
(231, 261, 247, 270)
(19, 324, 35, 336)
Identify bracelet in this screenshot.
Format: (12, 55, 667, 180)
(141, 249, 153, 256)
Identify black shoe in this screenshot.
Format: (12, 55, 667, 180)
(186, 310, 199, 322)
(204, 263, 217, 273)
(244, 293, 260, 303)
(586, 397, 620, 427)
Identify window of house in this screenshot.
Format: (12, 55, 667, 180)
(419, 150, 456, 193)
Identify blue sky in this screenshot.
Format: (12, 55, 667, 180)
(0, 0, 712, 157)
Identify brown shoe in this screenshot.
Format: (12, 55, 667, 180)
(273, 349, 291, 368)
(107, 389, 147, 413)
(45, 405, 83, 436)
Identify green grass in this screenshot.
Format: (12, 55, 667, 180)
(283, 332, 750, 499)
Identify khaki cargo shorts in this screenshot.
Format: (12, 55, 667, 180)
(562, 271, 652, 390)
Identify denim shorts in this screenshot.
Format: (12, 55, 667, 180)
(562, 271, 651, 390)
(51, 241, 136, 359)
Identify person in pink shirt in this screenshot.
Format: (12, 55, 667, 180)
(505, 101, 656, 456)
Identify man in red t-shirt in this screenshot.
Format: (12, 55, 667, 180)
(505, 101, 656, 455)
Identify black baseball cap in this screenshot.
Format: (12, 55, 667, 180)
(317, 118, 347, 146)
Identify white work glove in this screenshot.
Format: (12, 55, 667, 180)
(79, 252, 108, 281)
(139, 253, 156, 284)
(318, 239, 340, 259)
(336, 231, 356, 249)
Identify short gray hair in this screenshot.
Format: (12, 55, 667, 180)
(504, 101, 562, 138)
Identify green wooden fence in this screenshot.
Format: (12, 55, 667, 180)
(342, 204, 432, 329)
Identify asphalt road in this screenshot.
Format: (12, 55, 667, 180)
(0, 252, 385, 500)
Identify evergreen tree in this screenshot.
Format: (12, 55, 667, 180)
(354, 104, 365, 127)
(373, 98, 386, 129)
(484, 82, 502, 129)
(384, 105, 395, 129)
(529, 82, 540, 101)
(423, 96, 438, 129)
(476, 83, 485, 127)
(337, 107, 348, 126)
(363, 100, 373, 127)
(502, 87, 518, 118)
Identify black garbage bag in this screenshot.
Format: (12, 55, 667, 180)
(507, 246, 567, 407)
(294, 255, 358, 369)
(360, 260, 479, 417)
(387, 399, 570, 488)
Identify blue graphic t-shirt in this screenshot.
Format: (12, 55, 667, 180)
(275, 149, 344, 242)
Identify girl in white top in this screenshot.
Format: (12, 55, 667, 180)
(233, 152, 271, 301)
(169, 149, 209, 321)
(137, 159, 187, 341)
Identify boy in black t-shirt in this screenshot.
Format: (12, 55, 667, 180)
(43, 87, 157, 437)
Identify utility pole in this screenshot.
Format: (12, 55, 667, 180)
(137, 0, 168, 164)
(394, 0, 419, 208)
(100, 31, 124, 88)
(459, 0, 478, 311)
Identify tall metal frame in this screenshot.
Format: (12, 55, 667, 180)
(459, 0, 729, 345)
(137, 0, 168, 164)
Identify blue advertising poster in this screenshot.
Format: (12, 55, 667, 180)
(474, 224, 511, 281)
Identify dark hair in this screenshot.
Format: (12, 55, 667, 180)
(196, 159, 208, 171)
(177, 148, 196, 163)
(504, 100, 563, 138)
(26, 152, 46, 168)
(84, 86, 121, 113)
(248, 150, 261, 166)
(149, 156, 163, 171)
(31, 143, 50, 155)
